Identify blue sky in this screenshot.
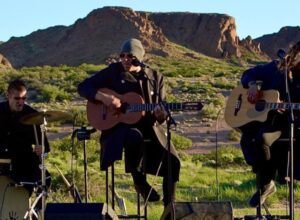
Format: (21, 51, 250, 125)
(1, 0, 299, 42)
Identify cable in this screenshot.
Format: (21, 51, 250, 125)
(215, 108, 224, 201)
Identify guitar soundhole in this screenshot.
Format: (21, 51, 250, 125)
(255, 100, 266, 112)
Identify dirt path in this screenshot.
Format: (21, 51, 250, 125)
(48, 112, 240, 154)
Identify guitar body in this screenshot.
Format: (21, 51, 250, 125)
(87, 88, 145, 131)
(224, 85, 280, 128)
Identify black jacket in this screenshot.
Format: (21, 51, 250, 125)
(0, 101, 50, 184)
(78, 62, 180, 180)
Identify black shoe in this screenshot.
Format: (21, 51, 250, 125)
(134, 182, 160, 202)
(249, 180, 276, 207)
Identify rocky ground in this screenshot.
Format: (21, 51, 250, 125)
(47, 111, 240, 154)
(172, 112, 239, 154)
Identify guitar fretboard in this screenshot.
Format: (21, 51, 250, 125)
(265, 102, 300, 110)
(126, 102, 201, 112)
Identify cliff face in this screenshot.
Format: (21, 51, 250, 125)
(147, 12, 240, 58)
(0, 7, 241, 67)
(254, 26, 300, 59)
(1, 6, 298, 68)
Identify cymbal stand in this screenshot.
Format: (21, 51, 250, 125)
(24, 113, 48, 220)
(40, 114, 47, 220)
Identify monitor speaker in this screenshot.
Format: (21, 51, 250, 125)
(160, 201, 233, 220)
(45, 203, 118, 220)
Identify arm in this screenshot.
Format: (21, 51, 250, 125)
(77, 64, 122, 108)
(241, 61, 279, 103)
(241, 60, 279, 88)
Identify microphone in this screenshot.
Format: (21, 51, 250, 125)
(87, 128, 96, 134)
(131, 59, 147, 68)
(76, 127, 97, 141)
(277, 49, 288, 60)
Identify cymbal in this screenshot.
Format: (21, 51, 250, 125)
(20, 110, 72, 125)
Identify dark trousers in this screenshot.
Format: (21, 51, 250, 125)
(124, 127, 177, 205)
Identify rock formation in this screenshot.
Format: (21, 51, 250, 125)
(254, 26, 300, 59)
(0, 7, 241, 67)
(0, 53, 13, 68)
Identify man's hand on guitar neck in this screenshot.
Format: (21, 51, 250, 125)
(154, 104, 167, 123)
(95, 91, 122, 108)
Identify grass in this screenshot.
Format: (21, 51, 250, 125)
(44, 134, 300, 219)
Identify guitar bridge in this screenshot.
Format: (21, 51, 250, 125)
(234, 94, 242, 116)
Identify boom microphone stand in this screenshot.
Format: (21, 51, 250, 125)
(164, 106, 177, 220)
(74, 127, 96, 203)
(278, 49, 294, 220)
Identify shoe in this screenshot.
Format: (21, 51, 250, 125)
(134, 182, 160, 202)
(249, 180, 277, 207)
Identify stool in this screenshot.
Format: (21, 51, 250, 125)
(105, 163, 147, 219)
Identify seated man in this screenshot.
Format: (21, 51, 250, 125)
(240, 41, 300, 207)
(0, 79, 51, 195)
(77, 38, 181, 209)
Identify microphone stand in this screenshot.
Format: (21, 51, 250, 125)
(164, 105, 177, 220)
(142, 67, 176, 219)
(283, 58, 295, 220)
(76, 127, 96, 203)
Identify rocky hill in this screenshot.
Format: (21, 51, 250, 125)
(254, 26, 300, 59)
(0, 7, 242, 68)
(0, 6, 298, 68)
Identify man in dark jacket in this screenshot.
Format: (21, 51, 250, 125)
(0, 79, 51, 195)
(240, 41, 300, 207)
(77, 38, 180, 208)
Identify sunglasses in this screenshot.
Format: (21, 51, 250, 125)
(119, 53, 135, 59)
(14, 97, 27, 101)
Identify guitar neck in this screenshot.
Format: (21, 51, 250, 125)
(126, 102, 202, 112)
(266, 102, 300, 110)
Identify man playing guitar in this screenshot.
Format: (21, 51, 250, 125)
(77, 38, 181, 212)
(239, 41, 300, 207)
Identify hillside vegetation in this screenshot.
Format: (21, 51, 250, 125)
(1, 48, 298, 219)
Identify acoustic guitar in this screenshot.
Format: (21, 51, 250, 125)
(224, 85, 300, 128)
(87, 88, 203, 131)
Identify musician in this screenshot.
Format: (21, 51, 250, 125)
(77, 38, 181, 208)
(240, 41, 300, 207)
(0, 79, 51, 195)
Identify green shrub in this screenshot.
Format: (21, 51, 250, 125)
(39, 84, 71, 102)
(172, 132, 193, 150)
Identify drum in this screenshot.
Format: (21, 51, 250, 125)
(0, 159, 12, 175)
(0, 176, 29, 220)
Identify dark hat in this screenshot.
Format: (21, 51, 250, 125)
(120, 38, 145, 61)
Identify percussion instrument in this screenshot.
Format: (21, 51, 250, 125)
(0, 159, 11, 175)
(20, 110, 72, 125)
(0, 176, 29, 220)
(20, 109, 71, 220)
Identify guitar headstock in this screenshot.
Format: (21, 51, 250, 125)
(182, 102, 204, 111)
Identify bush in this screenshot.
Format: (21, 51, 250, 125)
(39, 84, 71, 102)
(172, 132, 193, 150)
